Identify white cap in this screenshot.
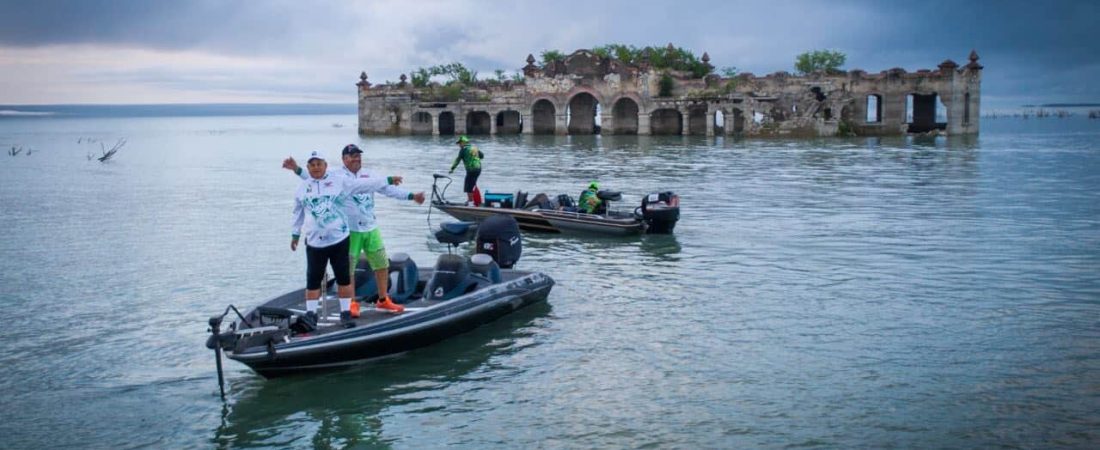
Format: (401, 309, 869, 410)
(306, 150, 326, 162)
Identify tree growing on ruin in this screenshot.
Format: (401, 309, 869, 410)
(410, 67, 432, 87)
(540, 50, 565, 67)
(795, 50, 847, 74)
(409, 63, 478, 87)
(542, 44, 715, 78)
(658, 73, 675, 97)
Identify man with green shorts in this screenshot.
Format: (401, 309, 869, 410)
(284, 144, 425, 313)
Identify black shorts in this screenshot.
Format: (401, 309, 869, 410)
(464, 168, 481, 193)
(305, 237, 351, 290)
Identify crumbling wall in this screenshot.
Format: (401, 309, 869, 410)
(357, 50, 982, 137)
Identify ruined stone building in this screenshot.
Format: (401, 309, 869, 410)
(357, 47, 982, 137)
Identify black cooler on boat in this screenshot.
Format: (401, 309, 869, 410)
(641, 191, 680, 234)
(476, 214, 522, 268)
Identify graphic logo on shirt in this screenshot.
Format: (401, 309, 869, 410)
(324, 181, 333, 188)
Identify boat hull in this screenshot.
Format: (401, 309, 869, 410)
(227, 271, 553, 377)
(434, 203, 643, 236)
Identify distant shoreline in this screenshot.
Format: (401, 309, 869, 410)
(1020, 103, 1100, 108)
(0, 103, 356, 118)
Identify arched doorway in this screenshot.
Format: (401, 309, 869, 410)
(438, 111, 455, 135)
(466, 111, 491, 135)
(532, 99, 556, 134)
(714, 110, 725, 135)
(496, 110, 522, 134)
(411, 112, 432, 135)
(650, 108, 682, 135)
(612, 98, 639, 134)
(567, 92, 599, 134)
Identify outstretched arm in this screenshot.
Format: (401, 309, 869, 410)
(450, 148, 464, 173)
(344, 175, 393, 196)
(282, 157, 308, 180)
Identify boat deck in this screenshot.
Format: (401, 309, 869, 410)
(238, 269, 531, 337)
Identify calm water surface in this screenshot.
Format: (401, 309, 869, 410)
(0, 114, 1097, 449)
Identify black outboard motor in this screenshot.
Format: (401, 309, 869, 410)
(640, 191, 680, 234)
(476, 214, 522, 268)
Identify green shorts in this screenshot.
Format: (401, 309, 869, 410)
(348, 229, 388, 271)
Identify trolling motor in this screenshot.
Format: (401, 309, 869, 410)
(205, 305, 251, 399)
(427, 173, 455, 230)
(430, 173, 453, 205)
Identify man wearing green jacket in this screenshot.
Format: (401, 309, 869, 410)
(578, 181, 603, 214)
(449, 135, 484, 206)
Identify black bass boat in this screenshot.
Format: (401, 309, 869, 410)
(205, 216, 552, 386)
(429, 174, 680, 236)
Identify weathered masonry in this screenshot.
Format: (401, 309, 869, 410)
(358, 48, 982, 137)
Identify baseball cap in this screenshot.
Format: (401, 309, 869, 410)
(456, 135, 470, 144)
(307, 150, 326, 162)
(341, 144, 363, 155)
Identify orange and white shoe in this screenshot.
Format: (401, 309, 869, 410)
(350, 301, 361, 318)
(376, 296, 405, 313)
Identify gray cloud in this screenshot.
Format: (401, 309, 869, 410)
(0, 0, 1096, 107)
(0, 0, 359, 55)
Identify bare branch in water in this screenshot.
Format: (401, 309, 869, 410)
(96, 138, 126, 162)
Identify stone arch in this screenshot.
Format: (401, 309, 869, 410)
(495, 110, 522, 134)
(531, 99, 556, 134)
(466, 111, 491, 135)
(411, 111, 433, 135)
(567, 92, 600, 134)
(611, 97, 639, 134)
(650, 108, 682, 135)
(438, 111, 455, 135)
(687, 105, 707, 135)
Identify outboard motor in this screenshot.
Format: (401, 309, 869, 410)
(476, 214, 522, 268)
(640, 191, 680, 234)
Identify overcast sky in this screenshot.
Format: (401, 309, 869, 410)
(1, 0, 1096, 110)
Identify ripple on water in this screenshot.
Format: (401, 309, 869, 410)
(1, 118, 1098, 448)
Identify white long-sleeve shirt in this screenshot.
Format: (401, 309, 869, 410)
(291, 172, 394, 248)
(296, 165, 412, 233)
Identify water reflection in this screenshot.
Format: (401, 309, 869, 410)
(213, 302, 551, 448)
(639, 234, 682, 262)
